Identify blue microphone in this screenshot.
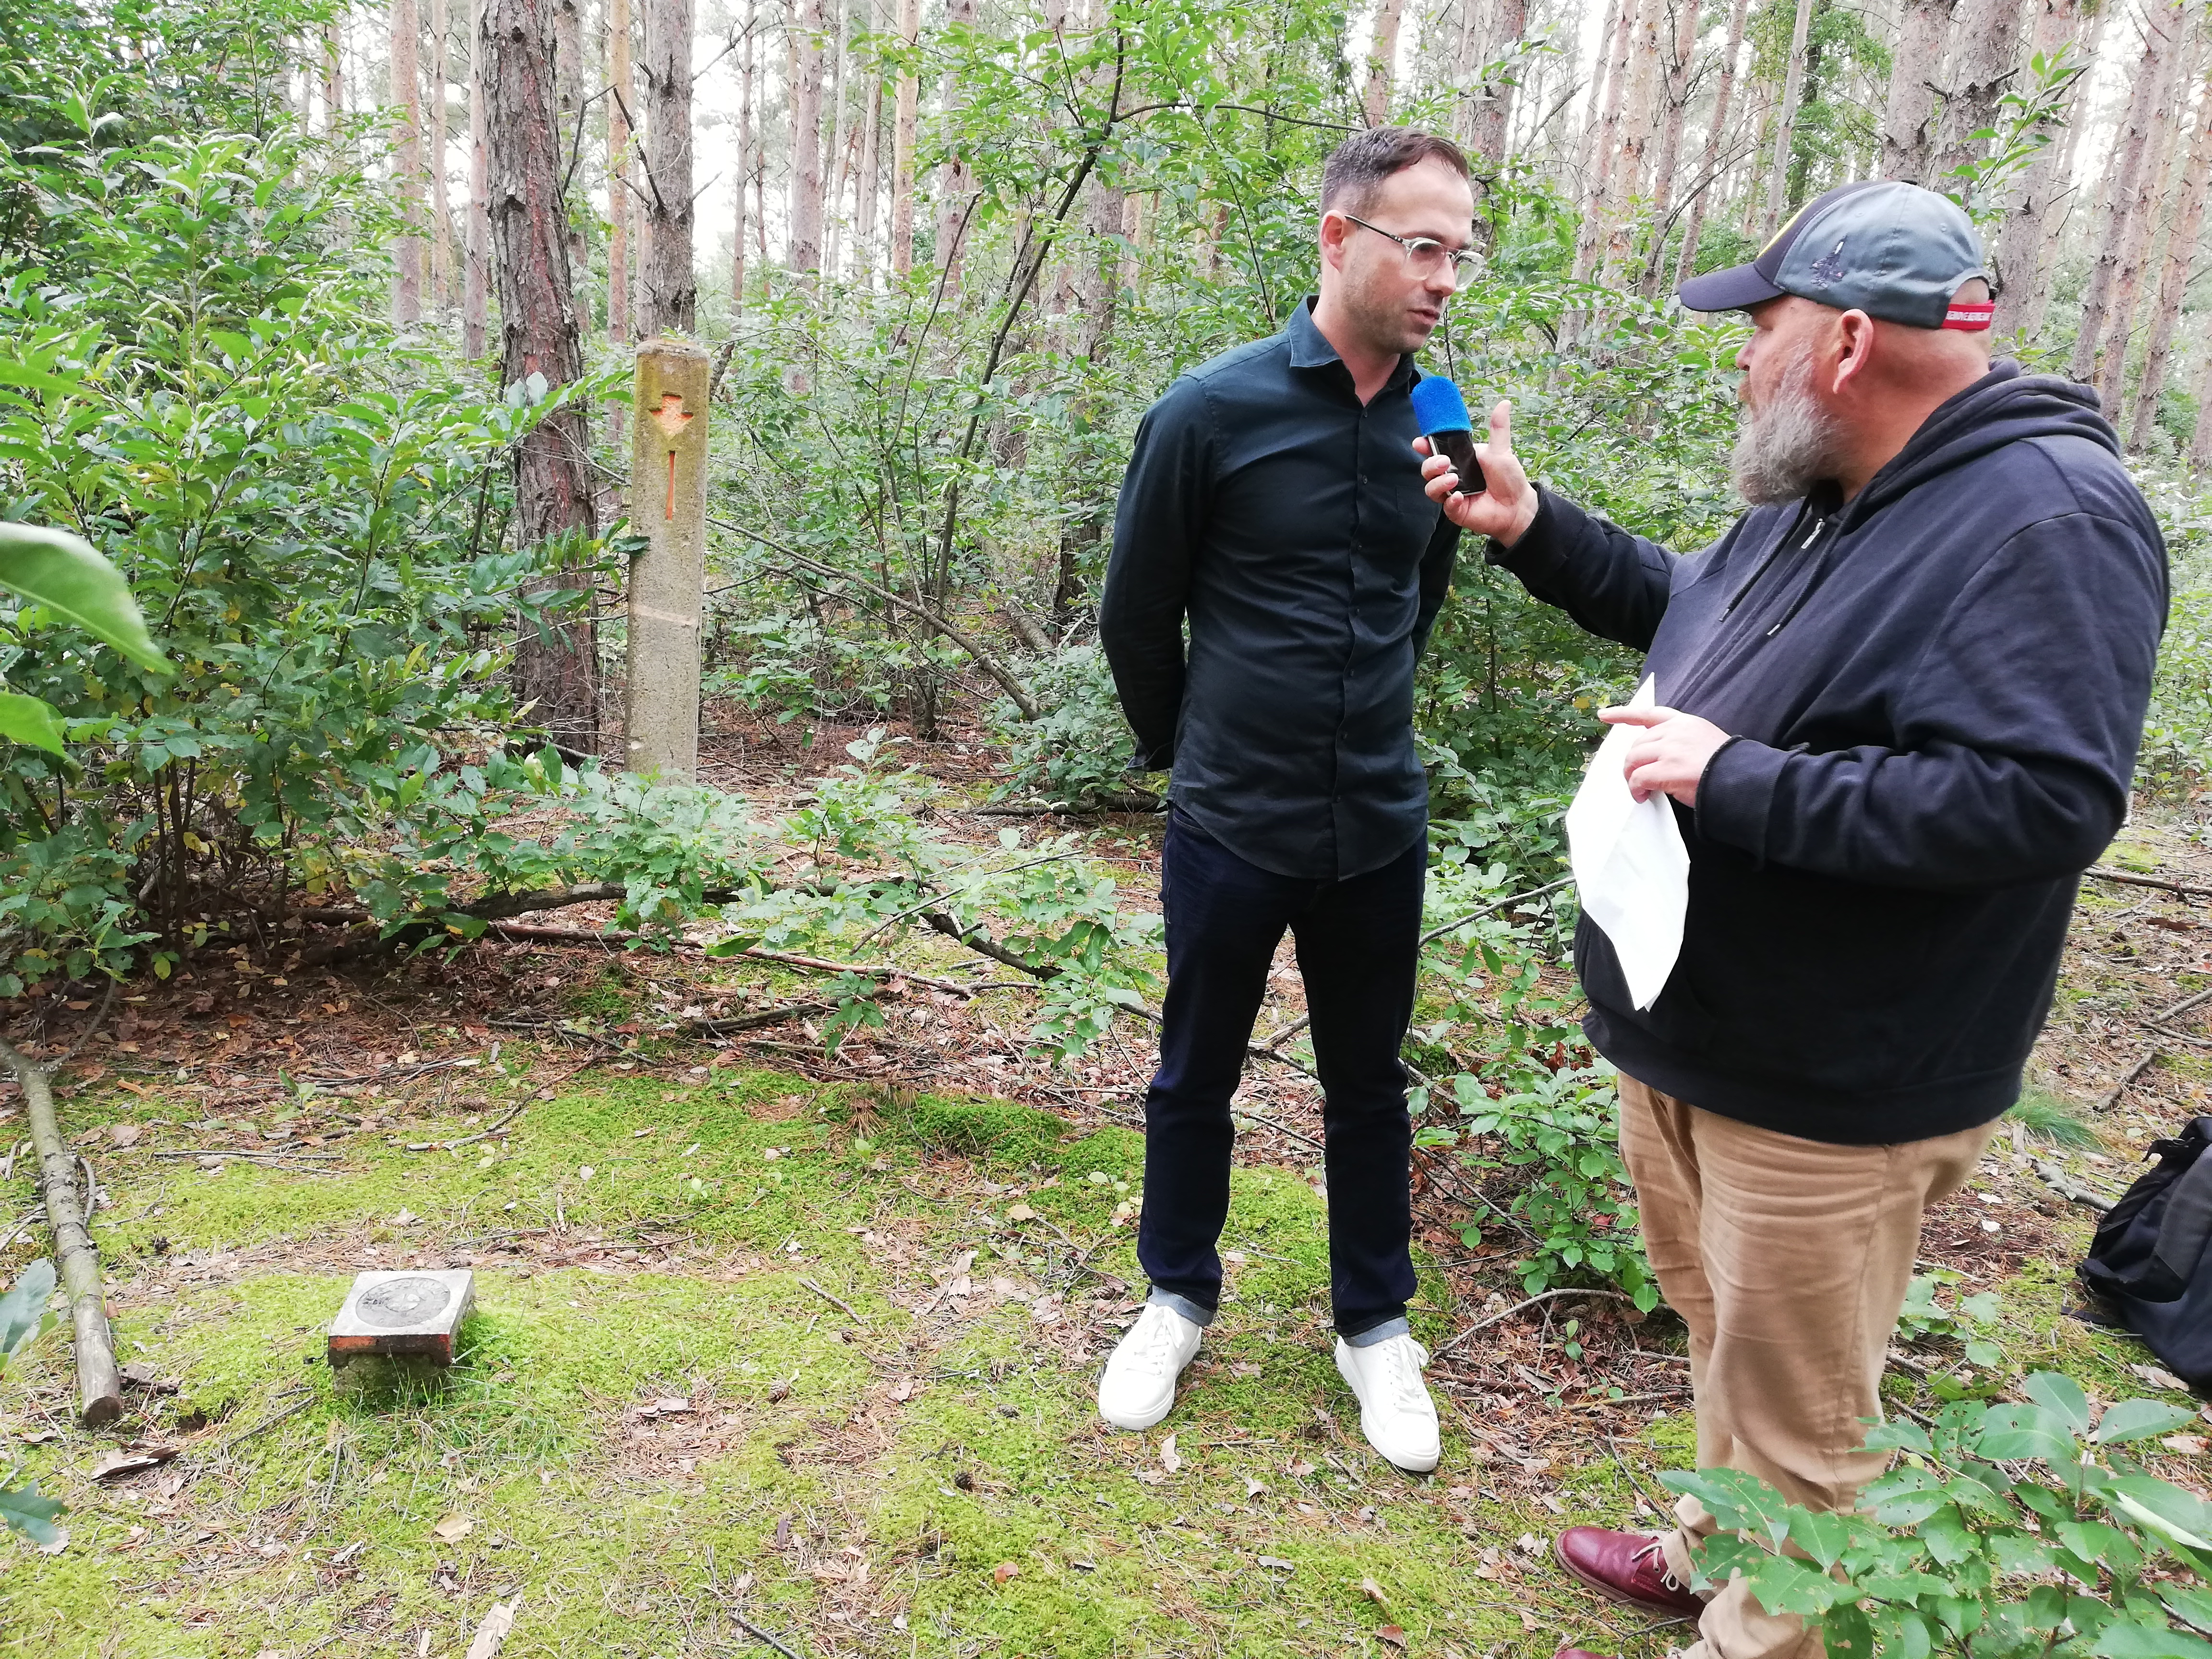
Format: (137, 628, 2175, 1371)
(1409, 376, 1486, 496)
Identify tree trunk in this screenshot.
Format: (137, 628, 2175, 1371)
(1602, 0, 1664, 282)
(855, 28, 881, 276)
(2191, 329, 2212, 469)
(2097, 13, 2195, 413)
(891, 0, 917, 274)
(324, 20, 345, 130)
(392, 0, 425, 323)
(2128, 48, 2212, 449)
(1573, 0, 1634, 280)
(789, 0, 825, 279)
(609, 0, 634, 339)
(1990, 0, 2082, 335)
(1647, 0, 1704, 224)
(430, 0, 452, 311)
(485, 0, 599, 755)
(465, 0, 492, 356)
(825, 0, 851, 277)
(1931, 0, 2029, 190)
(935, 0, 976, 293)
(733, 1, 753, 307)
(2072, 0, 2183, 389)
(1467, 0, 1524, 166)
(1671, 0, 1751, 291)
(553, 0, 585, 280)
(1363, 0, 1409, 126)
(642, 0, 697, 333)
(1454, 0, 1490, 147)
(1762, 0, 1815, 233)
(1879, 0, 1958, 184)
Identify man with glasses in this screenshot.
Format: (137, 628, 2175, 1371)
(1095, 128, 1476, 1470)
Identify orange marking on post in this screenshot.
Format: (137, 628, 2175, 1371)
(650, 392, 694, 522)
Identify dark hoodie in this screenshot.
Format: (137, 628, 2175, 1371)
(1492, 363, 2168, 1145)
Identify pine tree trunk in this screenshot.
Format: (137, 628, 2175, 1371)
(790, 0, 825, 278)
(891, 0, 917, 274)
(465, 0, 492, 354)
(733, 3, 753, 307)
(854, 0, 879, 274)
(1364, 0, 1409, 126)
(825, 0, 851, 276)
(1602, 0, 1664, 282)
(1931, 0, 2029, 189)
(642, 0, 697, 333)
(430, 0, 451, 311)
(2191, 332, 2212, 469)
(553, 0, 584, 280)
(2097, 14, 2195, 413)
(485, 0, 599, 756)
(1454, 0, 1490, 147)
(1991, 0, 2082, 335)
(1467, 0, 1524, 166)
(1762, 0, 1815, 233)
(324, 21, 345, 129)
(1574, 0, 1635, 281)
(2072, 0, 2184, 389)
(1671, 0, 1751, 292)
(1647, 0, 1704, 224)
(392, 0, 425, 323)
(936, 0, 976, 292)
(2128, 49, 2212, 448)
(1879, 0, 1958, 184)
(608, 0, 633, 339)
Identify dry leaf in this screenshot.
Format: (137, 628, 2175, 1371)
(1378, 1626, 1407, 1648)
(1286, 1458, 1316, 1478)
(1245, 1478, 1267, 1498)
(1160, 1434, 1181, 1474)
(651, 1397, 695, 1417)
(890, 1377, 915, 1402)
(430, 1514, 475, 1543)
(92, 1447, 178, 1482)
(1256, 1554, 1294, 1573)
(1360, 1577, 1389, 1605)
(991, 1561, 1019, 1585)
(108, 1123, 142, 1148)
(464, 1599, 519, 1659)
(2132, 1362, 2189, 1393)
(2161, 1434, 2208, 1455)
(1133, 1468, 1166, 1484)
(1517, 1533, 1544, 1556)
(1005, 1203, 1037, 1222)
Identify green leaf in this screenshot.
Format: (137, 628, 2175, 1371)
(2164, 1589, 2212, 1638)
(0, 1259, 54, 1360)
(1861, 1419, 1933, 1455)
(0, 691, 63, 754)
(0, 521, 170, 674)
(2093, 1398, 2200, 1445)
(1977, 1402, 2075, 1462)
(2024, 1371, 2093, 1435)
(2107, 1477, 2212, 1552)
(0, 1471, 62, 1544)
(2093, 1620, 2212, 1659)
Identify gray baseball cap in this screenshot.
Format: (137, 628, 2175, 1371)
(1678, 180, 1993, 331)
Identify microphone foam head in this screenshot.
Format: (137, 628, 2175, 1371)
(1409, 375, 1473, 435)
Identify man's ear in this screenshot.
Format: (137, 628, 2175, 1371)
(1318, 209, 1350, 272)
(1830, 309, 1877, 396)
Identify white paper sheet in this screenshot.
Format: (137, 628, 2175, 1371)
(1565, 675, 1689, 1010)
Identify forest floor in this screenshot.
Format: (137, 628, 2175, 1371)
(2, 710, 2211, 1659)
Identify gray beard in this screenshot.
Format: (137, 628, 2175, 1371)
(1731, 351, 1841, 505)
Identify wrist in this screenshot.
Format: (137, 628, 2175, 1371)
(1491, 486, 1542, 551)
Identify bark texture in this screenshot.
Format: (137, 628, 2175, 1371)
(1573, 0, 1634, 280)
(1762, 0, 1815, 232)
(610, 0, 634, 339)
(465, 0, 491, 356)
(2072, 0, 2184, 390)
(641, 0, 697, 332)
(733, 3, 753, 306)
(891, 0, 918, 274)
(1990, 0, 2083, 336)
(1671, 0, 1752, 292)
(2128, 51, 2212, 449)
(1932, 0, 2029, 186)
(936, 0, 977, 292)
(790, 0, 826, 277)
(431, 0, 452, 310)
(1363, 0, 1409, 126)
(1467, 0, 1525, 166)
(1879, 0, 1959, 184)
(485, 0, 600, 754)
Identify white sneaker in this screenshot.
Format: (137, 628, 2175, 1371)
(1334, 1332, 1441, 1473)
(1097, 1302, 1203, 1430)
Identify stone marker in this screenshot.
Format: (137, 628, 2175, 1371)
(328, 1268, 475, 1366)
(625, 338, 711, 781)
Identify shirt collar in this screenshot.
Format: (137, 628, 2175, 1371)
(1287, 296, 1417, 392)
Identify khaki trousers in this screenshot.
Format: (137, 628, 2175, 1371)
(1615, 1076, 1996, 1659)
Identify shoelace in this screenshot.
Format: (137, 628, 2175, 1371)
(1372, 1336, 1433, 1411)
(1119, 1305, 1186, 1378)
(1631, 1537, 1689, 1593)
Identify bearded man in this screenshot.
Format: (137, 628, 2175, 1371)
(1422, 180, 2166, 1659)
(1095, 128, 1479, 1471)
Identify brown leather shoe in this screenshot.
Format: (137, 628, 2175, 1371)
(1554, 1525, 1705, 1617)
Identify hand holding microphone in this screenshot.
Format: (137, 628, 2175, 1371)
(1413, 390, 1540, 548)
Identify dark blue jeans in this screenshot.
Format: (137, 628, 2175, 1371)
(1137, 807, 1425, 1341)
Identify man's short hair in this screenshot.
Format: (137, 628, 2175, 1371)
(1320, 128, 1471, 216)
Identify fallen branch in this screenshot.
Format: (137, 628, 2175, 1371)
(2084, 867, 2212, 901)
(1433, 1287, 1638, 1359)
(2031, 1156, 2117, 1214)
(2097, 1048, 2161, 1113)
(924, 911, 1056, 978)
(0, 1036, 122, 1427)
(797, 1276, 868, 1324)
(730, 1609, 805, 1659)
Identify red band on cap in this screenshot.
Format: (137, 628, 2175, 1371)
(1942, 302, 1995, 331)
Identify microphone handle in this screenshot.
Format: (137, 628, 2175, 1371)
(1431, 429, 1486, 496)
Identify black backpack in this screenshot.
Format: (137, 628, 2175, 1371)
(2080, 1115, 2212, 1393)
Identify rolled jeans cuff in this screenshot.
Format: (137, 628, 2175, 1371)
(1146, 1287, 1216, 1327)
(1342, 1315, 1410, 1347)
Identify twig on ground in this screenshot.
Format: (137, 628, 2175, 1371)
(681, 1001, 833, 1036)
(797, 1277, 868, 1324)
(2031, 1156, 2116, 1214)
(144, 1148, 345, 1163)
(46, 981, 118, 1069)
(729, 1608, 806, 1659)
(2098, 1047, 2161, 1112)
(1604, 1433, 1679, 1518)
(0, 1034, 122, 1426)
(1418, 875, 1577, 948)
(2084, 867, 2212, 900)
(210, 1391, 316, 1456)
(1434, 1288, 1637, 1358)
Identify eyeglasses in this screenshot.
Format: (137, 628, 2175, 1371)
(1340, 214, 1482, 283)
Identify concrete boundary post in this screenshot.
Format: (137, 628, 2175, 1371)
(625, 337, 710, 781)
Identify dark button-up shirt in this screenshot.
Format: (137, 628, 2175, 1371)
(1099, 299, 1460, 881)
